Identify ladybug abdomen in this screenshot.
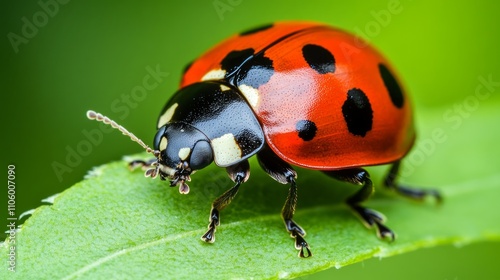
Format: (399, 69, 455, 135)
(182, 22, 415, 170)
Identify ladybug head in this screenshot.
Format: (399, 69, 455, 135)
(152, 122, 213, 192)
(85, 110, 213, 194)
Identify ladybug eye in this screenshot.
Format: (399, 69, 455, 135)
(189, 140, 213, 170)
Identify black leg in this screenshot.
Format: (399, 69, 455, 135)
(201, 160, 250, 243)
(128, 158, 156, 170)
(257, 146, 312, 258)
(282, 178, 312, 258)
(384, 161, 442, 203)
(128, 158, 168, 180)
(325, 169, 395, 240)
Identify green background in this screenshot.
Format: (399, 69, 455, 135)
(2, 0, 499, 279)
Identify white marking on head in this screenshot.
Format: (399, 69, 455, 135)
(211, 133, 242, 166)
(178, 147, 191, 161)
(238, 84, 259, 108)
(158, 103, 178, 128)
(219, 84, 231, 91)
(159, 137, 168, 151)
(201, 69, 226, 81)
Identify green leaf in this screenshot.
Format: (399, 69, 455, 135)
(2, 103, 500, 279)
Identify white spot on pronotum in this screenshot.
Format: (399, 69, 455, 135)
(158, 103, 178, 128)
(159, 137, 168, 151)
(178, 147, 191, 160)
(219, 84, 231, 91)
(238, 84, 260, 108)
(211, 133, 242, 166)
(201, 69, 226, 81)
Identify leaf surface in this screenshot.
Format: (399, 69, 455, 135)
(2, 104, 500, 279)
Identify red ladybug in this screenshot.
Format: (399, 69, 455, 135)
(88, 21, 441, 258)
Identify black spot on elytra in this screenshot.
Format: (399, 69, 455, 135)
(237, 52, 274, 88)
(379, 63, 404, 108)
(302, 44, 336, 74)
(220, 48, 274, 89)
(220, 48, 255, 77)
(296, 120, 317, 141)
(240, 23, 274, 36)
(342, 88, 373, 137)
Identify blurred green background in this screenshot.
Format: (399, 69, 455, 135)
(2, 0, 500, 279)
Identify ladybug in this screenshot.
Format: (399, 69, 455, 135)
(87, 21, 441, 258)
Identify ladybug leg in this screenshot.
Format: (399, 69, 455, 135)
(201, 160, 250, 243)
(324, 169, 395, 241)
(257, 146, 312, 258)
(384, 161, 442, 203)
(282, 178, 313, 258)
(128, 158, 156, 170)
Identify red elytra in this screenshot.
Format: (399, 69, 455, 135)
(181, 21, 414, 170)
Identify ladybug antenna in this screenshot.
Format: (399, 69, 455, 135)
(86, 110, 160, 158)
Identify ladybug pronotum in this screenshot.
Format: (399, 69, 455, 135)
(88, 21, 441, 258)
